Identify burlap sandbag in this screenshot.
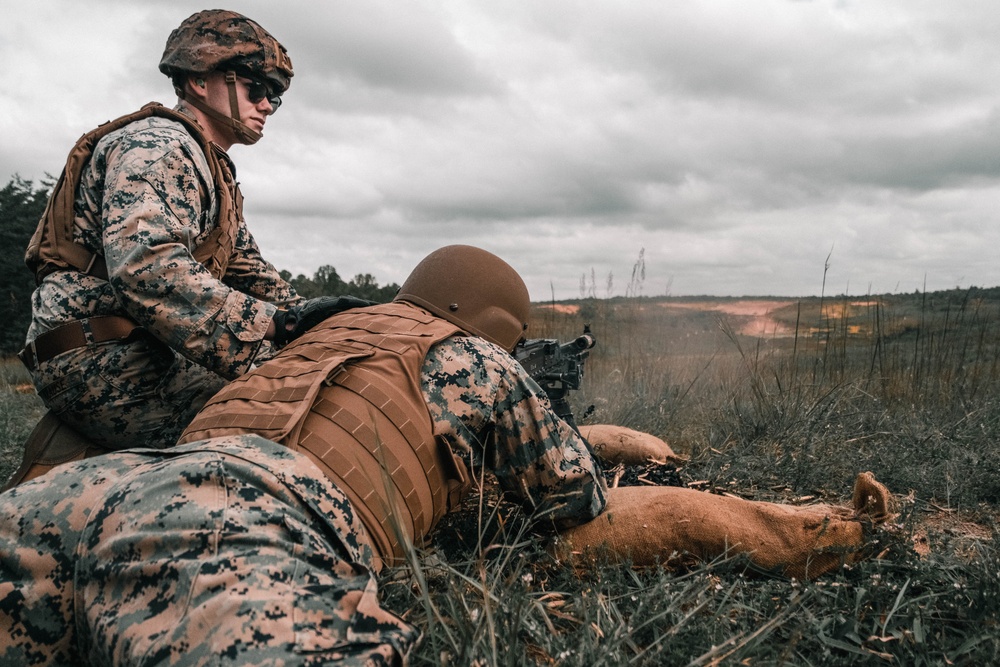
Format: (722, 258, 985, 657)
(554, 473, 891, 579)
(580, 424, 685, 466)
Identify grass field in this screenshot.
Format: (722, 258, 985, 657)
(2, 289, 999, 664)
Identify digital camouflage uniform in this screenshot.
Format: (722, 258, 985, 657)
(0, 436, 412, 667)
(420, 336, 607, 528)
(0, 335, 607, 665)
(26, 106, 297, 449)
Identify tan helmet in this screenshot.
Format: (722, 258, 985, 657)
(395, 245, 530, 351)
(159, 10, 293, 144)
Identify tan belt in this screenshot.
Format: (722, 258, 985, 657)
(19, 315, 139, 371)
(36, 256, 109, 284)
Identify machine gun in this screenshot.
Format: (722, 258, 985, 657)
(513, 326, 596, 432)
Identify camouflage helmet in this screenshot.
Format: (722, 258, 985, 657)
(395, 245, 530, 351)
(159, 9, 293, 94)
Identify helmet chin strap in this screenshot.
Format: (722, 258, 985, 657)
(184, 71, 262, 145)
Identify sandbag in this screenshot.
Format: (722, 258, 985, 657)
(553, 472, 892, 579)
(579, 424, 685, 466)
(852, 470, 892, 521)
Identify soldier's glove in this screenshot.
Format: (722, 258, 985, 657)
(273, 296, 376, 347)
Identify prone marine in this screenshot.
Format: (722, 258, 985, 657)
(0, 245, 893, 666)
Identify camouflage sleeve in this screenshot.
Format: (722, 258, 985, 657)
(421, 336, 608, 528)
(97, 119, 277, 379)
(222, 221, 300, 306)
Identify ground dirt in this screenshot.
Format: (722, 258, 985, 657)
(656, 300, 797, 337)
(538, 299, 799, 337)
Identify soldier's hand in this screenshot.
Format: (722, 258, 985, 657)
(273, 296, 375, 346)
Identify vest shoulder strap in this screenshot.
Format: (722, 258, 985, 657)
(26, 102, 238, 283)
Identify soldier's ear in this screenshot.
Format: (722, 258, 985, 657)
(183, 74, 210, 101)
(186, 74, 206, 92)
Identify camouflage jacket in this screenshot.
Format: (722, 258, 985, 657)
(421, 334, 608, 528)
(26, 103, 297, 378)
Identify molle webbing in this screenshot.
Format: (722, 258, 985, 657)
(295, 362, 463, 565)
(180, 303, 470, 568)
(26, 102, 239, 284)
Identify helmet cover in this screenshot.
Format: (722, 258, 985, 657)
(159, 9, 293, 93)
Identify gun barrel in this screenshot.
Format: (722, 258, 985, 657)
(570, 332, 596, 350)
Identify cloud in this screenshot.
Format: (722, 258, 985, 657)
(292, 2, 499, 99)
(4, 0, 1000, 299)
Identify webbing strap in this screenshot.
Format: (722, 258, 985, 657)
(308, 391, 431, 536)
(187, 411, 292, 436)
(298, 419, 416, 558)
(295, 446, 399, 568)
(28, 102, 240, 283)
(338, 366, 449, 496)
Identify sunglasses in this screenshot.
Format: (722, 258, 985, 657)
(244, 78, 283, 111)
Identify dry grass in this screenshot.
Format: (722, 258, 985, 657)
(2, 285, 999, 664)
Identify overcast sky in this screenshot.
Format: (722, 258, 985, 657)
(3, 1, 999, 299)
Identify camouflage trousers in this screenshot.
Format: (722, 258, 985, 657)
(0, 435, 419, 666)
(30, 334, 227, 449)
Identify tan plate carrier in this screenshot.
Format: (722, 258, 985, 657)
(181, 302, 472, 569)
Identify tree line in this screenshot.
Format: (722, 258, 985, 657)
(0, 175, 398, 356)
(279, 265, 399, 304)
